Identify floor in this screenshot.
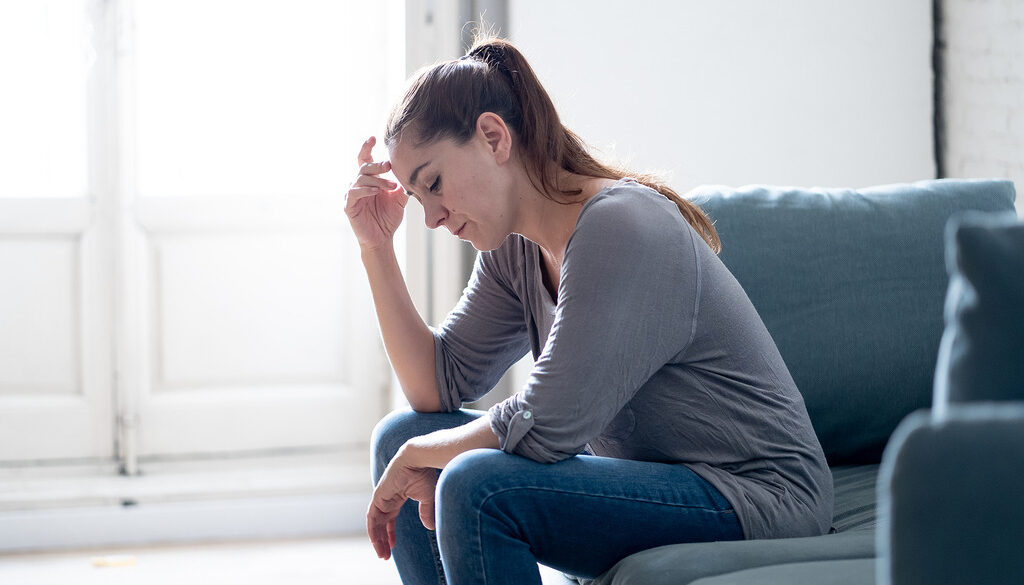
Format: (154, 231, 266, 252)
(0, 537, 401, 585)
(0, 535, 569, 584)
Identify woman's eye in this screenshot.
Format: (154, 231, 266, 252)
(429, 177, 441, 193)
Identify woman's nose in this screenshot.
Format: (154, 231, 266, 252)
(423, 202, 448, 230)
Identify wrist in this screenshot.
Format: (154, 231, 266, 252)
(360, 240, 395, 257)
(396, 438, 427, 466)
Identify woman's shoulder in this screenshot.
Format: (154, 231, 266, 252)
(573, 178, 694, 248)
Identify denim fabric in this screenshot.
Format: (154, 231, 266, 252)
(372, 408, 743, 585)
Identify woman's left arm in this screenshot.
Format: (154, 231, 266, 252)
(367, 416, 499, 559)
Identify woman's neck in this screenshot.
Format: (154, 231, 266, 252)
(512, 169, 615, 264)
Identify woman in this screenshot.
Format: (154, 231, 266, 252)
(346, 34, 833, 585)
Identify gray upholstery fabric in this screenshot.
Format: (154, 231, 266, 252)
(558, 180, 1019, 585)
(877, 405, 1024, 585)
(933, 212, 1024, 405)
(829, 464, 878, 533)
(689, 558, 876, 585)
(582, 465, 879, 585)
(692, 179, 1017, 463)
(592, 532, 874, 585)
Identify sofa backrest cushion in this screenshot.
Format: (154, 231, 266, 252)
(690, 178, 1017, 464)
(933, 211, 1024, 409)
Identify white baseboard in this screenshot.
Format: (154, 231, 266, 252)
(0, 491, 370, 554)
(0, 450, 373, 553)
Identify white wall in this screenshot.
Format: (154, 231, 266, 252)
(941, 0, 1024, 215)
(481, 0, 937, 402)
(509, 0, 935, 192)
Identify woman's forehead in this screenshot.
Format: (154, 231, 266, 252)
(388, 141, 441, 193)
(390, 137, 459, 175)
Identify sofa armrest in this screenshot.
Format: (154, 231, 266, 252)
(877, 403, 1024, 585)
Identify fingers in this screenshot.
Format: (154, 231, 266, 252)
(367, 503, 395, 560)
(351, 136, 399, 193)
(357, 136, 376, 166)
(386, 520, 397, 550)
(356, 136, 393, 180)
(359, 160, 391, 177)
(358, 171, 398, 190)
(418, 499, 436, 531)
(367, 473, 406, 561)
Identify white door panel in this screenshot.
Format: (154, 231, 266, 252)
(0, 1, 114, 463)
(0, 199, 114, 462)
(114, 0, 399, 462)
(126, 197, 386, 457)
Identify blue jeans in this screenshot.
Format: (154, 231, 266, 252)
(371, 408, 744, 585)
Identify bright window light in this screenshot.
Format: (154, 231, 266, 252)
(133, 0, 385, 197)
(0, 0, 90, 199)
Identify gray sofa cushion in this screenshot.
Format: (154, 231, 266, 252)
(592, 531, 875, 585)
(829, 464, 878, 533)
(878, 405, 1024, 585)
(585, 465, 879, 585)
(689, 558, 876, 585)
(691, 179, 1017, 464)
(933, 212, 1024, 405)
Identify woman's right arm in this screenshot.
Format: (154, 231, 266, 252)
(347, 136, 441, 412)
(360, 245, 441, 412)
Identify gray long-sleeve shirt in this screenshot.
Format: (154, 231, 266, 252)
(429, 177, 834, 540)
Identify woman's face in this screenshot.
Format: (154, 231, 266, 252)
(387, 115, 517, 251)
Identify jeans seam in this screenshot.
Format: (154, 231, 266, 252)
(427, 528, 447, 585)
(479, 485, 735, 514)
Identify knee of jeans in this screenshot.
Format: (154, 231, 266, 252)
(370, 408, 427, 481)
(436, 449, 508, 518)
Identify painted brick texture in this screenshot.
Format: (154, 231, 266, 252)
(941, 0, 1024, 212)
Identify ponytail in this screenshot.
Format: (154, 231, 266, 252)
(385, 32, 721, 254)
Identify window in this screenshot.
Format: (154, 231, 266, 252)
(0, 0, 402, 474)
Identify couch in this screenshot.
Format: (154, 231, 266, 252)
(546, 178, 1021, 585)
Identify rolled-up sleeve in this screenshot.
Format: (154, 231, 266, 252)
(432, 248, 531, 412)
(488, 194, 700, 462)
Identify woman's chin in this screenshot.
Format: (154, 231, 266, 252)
(469, 236, 502, 252)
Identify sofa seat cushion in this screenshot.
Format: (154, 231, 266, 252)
(830, 464, 878, 533)
(689, 558, 875, 585)
(577, 464, 879, 585)
(589, 531, 875, 585)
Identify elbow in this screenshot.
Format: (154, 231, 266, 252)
(510, 438, 586, 464)
(407, 396, 443, 413)
(405, 385, 445, 413)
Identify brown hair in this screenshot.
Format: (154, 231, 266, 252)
(384, 32, 721, 253)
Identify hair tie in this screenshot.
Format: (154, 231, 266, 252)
(462, 45, 516, 88)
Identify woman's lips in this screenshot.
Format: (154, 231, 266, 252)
(454, 223, 466, 237)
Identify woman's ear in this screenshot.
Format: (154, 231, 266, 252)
(476, 112, 512, 164)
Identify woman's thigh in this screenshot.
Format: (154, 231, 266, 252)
(435, 449, 744, 580)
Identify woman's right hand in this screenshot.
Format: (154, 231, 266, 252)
(345, 136, 409, 252)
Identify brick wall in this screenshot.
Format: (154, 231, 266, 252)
(940, 0, 1024, 213)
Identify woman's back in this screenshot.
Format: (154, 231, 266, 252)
(432, 177, 834, 540)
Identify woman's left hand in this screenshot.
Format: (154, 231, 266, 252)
(367, 444, 439, 560)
